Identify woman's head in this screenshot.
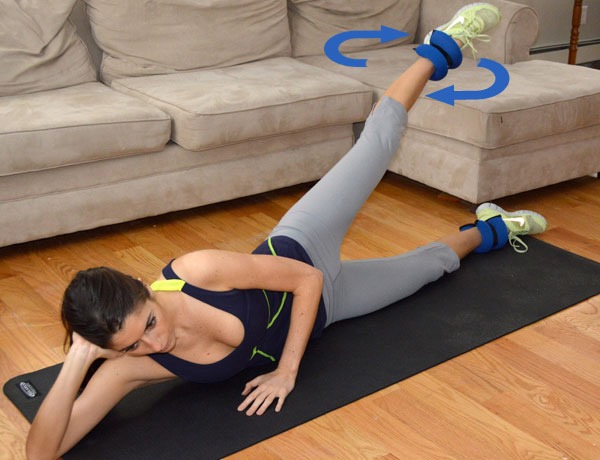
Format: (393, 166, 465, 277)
(61, 267, 150, 349)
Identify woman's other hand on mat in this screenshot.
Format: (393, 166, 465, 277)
(70, 332, 123, 362)
(237, 367, 296, 416)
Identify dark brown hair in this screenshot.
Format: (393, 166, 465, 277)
(61, 267, 150, 349)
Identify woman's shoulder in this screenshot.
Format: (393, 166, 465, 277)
(168, 249, 232, 287)
(169, 249, 266, 291)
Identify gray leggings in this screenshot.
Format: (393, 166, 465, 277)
(269, 97, 460, 326)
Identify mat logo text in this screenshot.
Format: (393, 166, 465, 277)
(18, 380, 39, 399)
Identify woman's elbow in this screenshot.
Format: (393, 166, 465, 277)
(309, 267, 324, 294)
(26, 439, 57, 460)
(25, 428, 64, 460)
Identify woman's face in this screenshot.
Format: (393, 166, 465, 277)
(109, 297, 176, 356)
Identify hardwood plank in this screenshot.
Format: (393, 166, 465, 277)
(377, 373, 563, 459)
(0, 406, 27, 460)
(114, 245, 169, 280)
(426, 328, 600, 457)
(124, 222, 193, 262)
(234, 391, 459, 460)
(508, 328, 600, 388)
(0, 277, 60, 328)
(534, 300, 600, 350)
(484, 388, 600, 459)
(234, 444, 284, 460)
(488, 335, 600, 412)
(0, 304, 62, 375)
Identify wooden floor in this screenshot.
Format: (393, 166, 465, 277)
(1, 173, 599, 459)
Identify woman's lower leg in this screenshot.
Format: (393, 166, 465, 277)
(382, 58, 435, 111)
(438, 227, 482, 260)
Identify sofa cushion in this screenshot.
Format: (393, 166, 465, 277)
(289, 0, 419, 57)
(111, 57, 373, 151)
(86, 0, 291, 83)
(0, 125, 355, 246)
(0, 0, 96, 96)
(0, 82, 171, 175)
(300, 50, 600, 148)
(413, 59, 600, 149)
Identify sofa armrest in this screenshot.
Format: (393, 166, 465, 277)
(416, 0, 539, 64)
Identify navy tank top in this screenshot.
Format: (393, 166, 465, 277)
(149, 236, 327, 383)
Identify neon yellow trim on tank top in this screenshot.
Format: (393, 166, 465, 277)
(267, 292, 287, 329)
(262, 290, 271, 320)
(150, 279, 185, 292)
(251, 346, 276, 362)
(263, 237, 288, 330)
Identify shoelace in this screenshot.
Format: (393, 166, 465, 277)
(450, 15, 492, 59)
(502, 216, 530, 253)
(508, 233, 528, 253)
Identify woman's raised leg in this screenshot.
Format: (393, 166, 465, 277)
(268, 57, 437, 279)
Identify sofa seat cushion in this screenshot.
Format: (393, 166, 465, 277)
(111, 57, 373, 151)
(0, 82, 171, 176)
(1, 125, 351, 203)
(1, 124, 355, 246)
(413, 59, 600, 149)
(300, 49, 600, 149)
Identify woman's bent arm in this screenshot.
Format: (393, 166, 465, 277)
(175, 250, 323, 415)
(26, 334, 174, 460)
(238, 265, 322, 415)
(26, 333, 112, 459)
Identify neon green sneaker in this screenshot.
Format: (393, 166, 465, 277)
(476, 203, 548, 253)
(425, 3, 501, 58)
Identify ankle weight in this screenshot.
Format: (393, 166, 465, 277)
(414, 44, 449, 81)
(460, 216, 508, 254)
(429, 30, 463, 69)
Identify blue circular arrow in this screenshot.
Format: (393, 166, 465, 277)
(425, 58, 510, 106)
(324, 26, 409, 68)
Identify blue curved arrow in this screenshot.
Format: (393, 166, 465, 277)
(426, 58, 510, 106)
(324, 26, 409, 67)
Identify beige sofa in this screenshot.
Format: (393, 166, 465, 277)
(2, 0, 599, 248)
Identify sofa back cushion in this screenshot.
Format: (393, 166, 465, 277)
(86, 0, 292, 83)
(0, 0, 96, 96)
(289, 0, 420, 57)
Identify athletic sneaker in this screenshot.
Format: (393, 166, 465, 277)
(476, 202, 548, 253)
(424, 3, 501, 58)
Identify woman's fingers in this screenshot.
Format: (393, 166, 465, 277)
(238, 383, 271, 415)
(70, 332, 123, 360)
(237, 375, 290, 416)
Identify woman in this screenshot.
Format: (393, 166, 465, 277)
(26, 4, 547, 459)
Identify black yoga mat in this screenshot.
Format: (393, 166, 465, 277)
(5, 238, 600, 459)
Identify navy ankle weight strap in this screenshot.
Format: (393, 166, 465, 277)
(460, 216, 509, 254)
(414, 44, 449, 81)
(429, 30, 463, 69)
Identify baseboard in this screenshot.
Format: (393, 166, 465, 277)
(530, 41, 600, 66)
(581, 60, 600, 70)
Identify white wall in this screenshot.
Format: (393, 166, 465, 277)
(517, 0, 600, 64)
